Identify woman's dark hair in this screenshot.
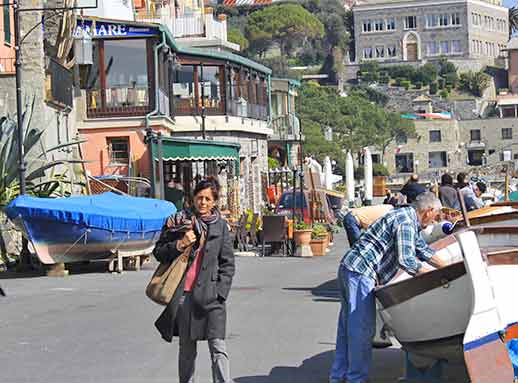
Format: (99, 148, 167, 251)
(441, 173, 453, 186)
(193, 176, 220, 201)
(457, 172, 468, 186)
(476, 181, 487, 194)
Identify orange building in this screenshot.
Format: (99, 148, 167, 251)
(0, 1, 15, 74)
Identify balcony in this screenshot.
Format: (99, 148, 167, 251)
(0, 57, 15, 74)
(270, 114, 300, 141)
(135, 7, 229, 42)
(86, 87, 151, 118)
(228, 99, 268, 121)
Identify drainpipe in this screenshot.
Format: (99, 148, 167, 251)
(267, 74, 272, 127)
(145, 32, 167, 198)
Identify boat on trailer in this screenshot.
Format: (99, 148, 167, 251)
(375, 226, 518, 381)
(5, 193, 176, 265)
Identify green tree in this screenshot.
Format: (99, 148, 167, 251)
(509, 6, 518, 38)
(245, 4, 324, 58)
(459, 70, 491, 97)
(227, 28, 249, 51)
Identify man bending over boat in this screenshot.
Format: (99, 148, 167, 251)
(330, 192, 448, 383)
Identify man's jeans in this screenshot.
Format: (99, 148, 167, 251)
(343, 212, 362, 247)
(330, 265, 376, 383)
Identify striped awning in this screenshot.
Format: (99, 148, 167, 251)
(222, 0, 272, 6)
(152, 137, 240, 162)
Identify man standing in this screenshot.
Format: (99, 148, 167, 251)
(342, 204, 394, 246)
(438, 173, 460, 210)
(330, 192, 448, 383)
(400, 174, 426, 203)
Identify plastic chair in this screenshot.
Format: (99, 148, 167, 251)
(261, 215, 288, 257)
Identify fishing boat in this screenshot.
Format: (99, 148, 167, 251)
(5, 193, 176, 265)
(375, 225, 518, 380)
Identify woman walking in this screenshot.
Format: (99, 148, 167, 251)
(153, 177, 235, 383)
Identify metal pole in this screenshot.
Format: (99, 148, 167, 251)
(14, 0, 26, 195)
(157, 132, 164, 200)
(299, 122, 304, 223)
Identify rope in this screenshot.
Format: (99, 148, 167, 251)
(61, 230, 89, 258)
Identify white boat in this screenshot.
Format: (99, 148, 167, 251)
(375, 226, 518, 380)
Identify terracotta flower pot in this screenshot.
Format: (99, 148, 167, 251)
(310, 237, 327, 256)
(294, 229, 312, 246)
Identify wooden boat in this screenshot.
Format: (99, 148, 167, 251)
(375, 225, 518, 379)
(5, 193, 176, 264)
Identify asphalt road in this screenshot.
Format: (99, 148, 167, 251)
(0, 232, 468, 383)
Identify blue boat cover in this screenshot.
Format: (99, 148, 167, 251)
(5, 193, 177, 233)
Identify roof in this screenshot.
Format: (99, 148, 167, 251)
(412, 95, 432, 103)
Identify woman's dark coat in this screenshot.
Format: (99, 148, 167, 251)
(153, 217, 235, 342)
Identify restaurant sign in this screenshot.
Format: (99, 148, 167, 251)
(74, 19, 159, 39)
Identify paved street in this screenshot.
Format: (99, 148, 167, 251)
(0, 232, 468, 383)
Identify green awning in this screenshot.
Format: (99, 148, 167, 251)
(153, 137, 240, 162)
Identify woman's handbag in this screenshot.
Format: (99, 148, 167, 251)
(146, 245, 192, 305)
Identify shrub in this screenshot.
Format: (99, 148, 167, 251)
(395, 77, 406, 86)
(312, 224, 328, 239)
(438, 77, 446, 89)
(437, 57, 457, 76)
(429, 82, 438, 94)
(373, 163, 389, 176)
(295, 222, 311, 230)
(439, 89, 449, 98)
(268, 157, 280, 169)
(459, 70, 491, 97)
(386, 65, 416, 80)
(414, 82, 423, 89)
(401, 80, 411, 90)
(446, 85, 453, 93)
(414, 63, 438, 85)
(379, 75, 390, 84)
(362, 71, 380, 83)
(360, 61, 380, 74)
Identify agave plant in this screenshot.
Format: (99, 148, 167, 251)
(0, 99, 87, 206)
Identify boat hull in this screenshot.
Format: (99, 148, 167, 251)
(376, 227, 518, 362)
(14, 216, 161, 264)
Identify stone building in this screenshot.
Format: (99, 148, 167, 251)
(351, 0, 508, 71)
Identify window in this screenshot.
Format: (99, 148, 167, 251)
(440, 41, 450, 54)
(3, 1, 11, 44)
(439, 14, 449, 26)
(363, 47, 373, 59)
(468, 150, 484, 166)
(363, 19, 372, 32)
(426, 41, 440, 56)
(489, 149, 495, 155)
(200, 66, 223, 113)
(470, 129, 481, 142)
(396, 133, 407, 144)
(429, 151, 447, 168)
(452, 40, 461, 53)
(502, 128, 513, 139)
(426, 14, 438, 28)
(386, 18, 396, 30)
(452, 13, 460, 25)
(395, 153, 414, 173)
(472, 13, 478, 25)
(405, 16, 417, 29)
(374, 20, 384, 31)
(107, 137, 129, 165)
(429, 130, 442, 142)
(375, 46, 385, 58)
(85, 39, 151, 117)
(173, 65, 196, 115)
(387, 45, 397, 57)
(501, 150, 512, 161)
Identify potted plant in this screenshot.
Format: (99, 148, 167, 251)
(310, 224, 328, 256)
(293, 222, 312, 246)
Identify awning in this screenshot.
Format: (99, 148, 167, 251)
(152, 137, 240, 162)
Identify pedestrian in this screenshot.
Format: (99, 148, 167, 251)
(153, 177, 235, 383)
(330, 192, 448, 383)
(456, 172, 483, 211)
(400, 174, 426, 203)
(342, 204, 394, 247)
(438, 173, 460, 210)
(164, 177, 185, 210)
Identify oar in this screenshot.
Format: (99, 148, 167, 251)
(457, 231, 514, 382)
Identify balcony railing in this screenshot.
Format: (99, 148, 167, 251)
(46, 58, 73, 108)
(86, 87, 151, 118)
(228, 99, 267, 121)
(0, 57, 15, 74)
(135, 7, 227, 40)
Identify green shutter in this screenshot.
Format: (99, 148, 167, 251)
(3, 1, 11, 45)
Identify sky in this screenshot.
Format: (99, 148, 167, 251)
(505, 0, 518, 7)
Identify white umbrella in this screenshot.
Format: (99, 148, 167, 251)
(364, 147, 373, 205)
(346, 152, 355, 205)
(324, 156, 333, 190)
